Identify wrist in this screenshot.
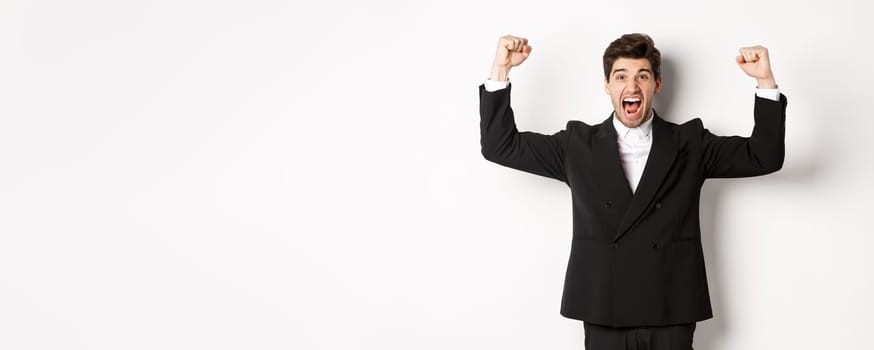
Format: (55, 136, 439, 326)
(490, 65, 511, 82)
(756, 76, 777, 89)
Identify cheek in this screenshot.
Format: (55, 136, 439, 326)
(645, 87, 657, 99)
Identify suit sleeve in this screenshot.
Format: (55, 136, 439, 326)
(479, 83, 568, 182)
(701, 94, 787, 178)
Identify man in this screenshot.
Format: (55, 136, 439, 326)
(478, 33, 786, 349)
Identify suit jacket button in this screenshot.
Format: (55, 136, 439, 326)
(605, 201, 613, 208)
(651, 243, 660, 249)
(655, 202, 662, 209)
(611, 243, 618, 248)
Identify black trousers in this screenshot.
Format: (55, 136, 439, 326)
(583, 322, 696, 350)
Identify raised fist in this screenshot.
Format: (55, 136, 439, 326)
(736, 45, 776, 87)
(493, 35, 532, 69)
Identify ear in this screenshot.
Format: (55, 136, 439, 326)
(604, 78, 610, 95)
(654, 75, 663, 94)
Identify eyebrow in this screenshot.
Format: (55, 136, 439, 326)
(612, 68, 653, 75)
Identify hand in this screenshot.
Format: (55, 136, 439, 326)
(736, 45, 777, 88)
(490, 35, 532, 81)
(493, 35, 532, 68)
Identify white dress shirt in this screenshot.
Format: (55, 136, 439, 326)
(612, 114, 653, 193)
(482, 78, 781, 193)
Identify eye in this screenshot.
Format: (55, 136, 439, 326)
(615, 74, 625, 80)
(638, 75, 649, 80)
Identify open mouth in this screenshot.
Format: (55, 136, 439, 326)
(622, 97, 642, 119)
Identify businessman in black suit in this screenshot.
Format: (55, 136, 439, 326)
(479, 33, 786, 349)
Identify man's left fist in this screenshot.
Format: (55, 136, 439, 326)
(736, 45, 777, 88)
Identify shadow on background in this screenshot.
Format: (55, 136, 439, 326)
(654, 56, 678, 121)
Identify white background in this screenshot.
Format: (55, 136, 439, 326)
(2, 0, 873, 349)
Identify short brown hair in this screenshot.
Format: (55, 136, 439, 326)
(603, 33, 661, 80)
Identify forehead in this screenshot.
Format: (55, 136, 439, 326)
(610, 57, 653, 74)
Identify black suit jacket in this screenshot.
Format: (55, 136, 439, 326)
(479, 83, 786, 327)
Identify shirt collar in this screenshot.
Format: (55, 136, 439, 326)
(612, 111, 654, 140)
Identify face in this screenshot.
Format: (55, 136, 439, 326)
(605, 57, 662, 128)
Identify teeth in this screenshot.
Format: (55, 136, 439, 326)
(623, 97, 641, 103)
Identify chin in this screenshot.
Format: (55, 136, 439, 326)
(619, 116, 641, 128)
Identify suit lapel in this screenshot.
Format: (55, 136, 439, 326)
(613, 112, 679, 242)
(592, 114, 633, 216)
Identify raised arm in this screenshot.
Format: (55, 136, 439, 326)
(479, 35, 568, 182)
(702, 45, 787, 178)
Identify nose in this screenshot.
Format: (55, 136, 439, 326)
(625, 79, 640, 92)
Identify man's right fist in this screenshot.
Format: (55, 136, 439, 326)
(493, 35, 532, 68)
(490, 35, 531, 81)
